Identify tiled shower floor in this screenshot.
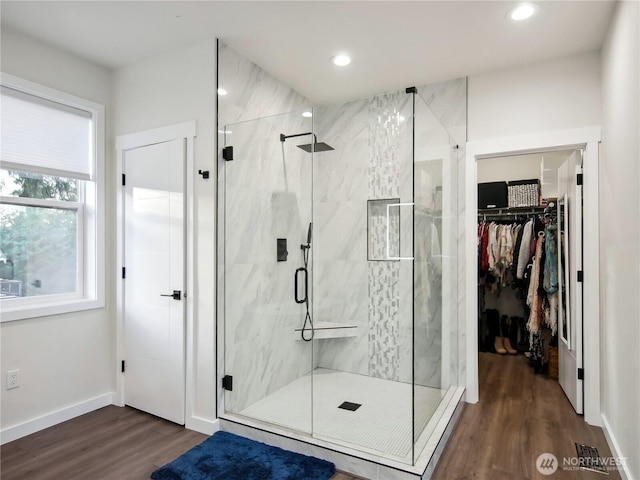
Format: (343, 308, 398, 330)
(239, 368, 447, 461)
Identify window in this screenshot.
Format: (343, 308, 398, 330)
(0, 73, 105, 321)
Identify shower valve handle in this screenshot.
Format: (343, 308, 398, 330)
(294, 267, 308, 304)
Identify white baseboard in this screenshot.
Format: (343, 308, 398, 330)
(185, 416, 219, 436)
(0, 393, 116, 445)
(601, 414, 631, 480)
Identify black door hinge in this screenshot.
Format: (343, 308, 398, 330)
(223, 146, 234, 161)
(222, 375, 233, 391)
(578, 368, 584, 380)
(122, 267, 126, 279)
(577, 173, 583, 186)
(121, 360, 125, 373)
(577, 270, 583, 282)
(405, 86, 417, 94)
(122, 173, 126, 186)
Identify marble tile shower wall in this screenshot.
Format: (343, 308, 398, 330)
(314, 91, 413, 384)
(218, 42, 314, 413)
(217, 42, 311, 126)
(313, 98, 370, 377)
(418, 79, 467, 386)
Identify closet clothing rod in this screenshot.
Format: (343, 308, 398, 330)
(478, 206, 548, 218)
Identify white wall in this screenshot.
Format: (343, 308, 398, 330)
(477, 155, 541, 183)
(600, 2, 640, 478)
(468, 51, 601, 141)
(0, 28, 114, 437)
(112, 38, 217, 426)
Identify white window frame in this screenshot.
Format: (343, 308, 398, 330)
(0, 72, 105, 322)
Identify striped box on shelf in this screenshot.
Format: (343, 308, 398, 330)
(507, 179, 540, 208)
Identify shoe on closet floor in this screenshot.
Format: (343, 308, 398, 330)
(502, 337, 518, 355)
(494, 336, 507, 355)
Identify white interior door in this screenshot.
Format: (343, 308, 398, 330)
(557, 151, 583, 414)
(123, 138, 185, 424)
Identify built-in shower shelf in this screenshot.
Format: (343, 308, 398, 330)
(294, 322, 358, 340)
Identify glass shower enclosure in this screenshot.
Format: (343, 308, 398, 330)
(219, 87, 459, 466)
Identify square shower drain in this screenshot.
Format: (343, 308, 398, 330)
(338, 401, 361, 411)
(575, 443, 607, 474)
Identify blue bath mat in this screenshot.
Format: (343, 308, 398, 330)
(151, 431, 336, 480)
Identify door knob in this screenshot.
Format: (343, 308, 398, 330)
(160, 290, 181, 300)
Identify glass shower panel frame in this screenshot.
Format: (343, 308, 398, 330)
(412, 92, 459, 463)
(222, 110, 315, 434)
(219, 90, 461, 468)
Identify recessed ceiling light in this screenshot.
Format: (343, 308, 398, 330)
(302, 111, 313, 118)
(217, 88, 228, 96)
(331, 54, 351, 66)
(509, 3, 537, 21)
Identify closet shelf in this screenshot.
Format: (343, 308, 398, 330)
(478, 206, 546, 217)
(294, 322, 358, 340)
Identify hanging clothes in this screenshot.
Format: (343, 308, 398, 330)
(543, 224, 558, 294)
(526, 231, 545, 343)
(477, 207, 559, 374)
(478, 223, 490, 272)
(516, 219, 534, 279)
(488, 222, 500, 275)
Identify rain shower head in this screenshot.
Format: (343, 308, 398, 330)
(280, 132, 334, 153)
(296, 142, 334, 153)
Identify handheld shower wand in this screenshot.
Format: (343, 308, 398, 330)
(299, 222, 313, 341)
(302, 222, 312, 250)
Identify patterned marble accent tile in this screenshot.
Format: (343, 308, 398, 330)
(368, 92, 401, 199)
(366, 91, 404, 381)
(368, 261, 400, 380)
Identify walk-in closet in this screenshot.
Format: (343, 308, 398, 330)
(476, 149, 585, 413)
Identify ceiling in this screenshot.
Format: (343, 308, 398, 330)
(1, 1, 616, 105)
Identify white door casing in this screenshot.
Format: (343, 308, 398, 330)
(465, 127, 601, 426)
(115, 121, 196, 427)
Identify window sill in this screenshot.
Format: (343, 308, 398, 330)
(0, 296, 105, 323)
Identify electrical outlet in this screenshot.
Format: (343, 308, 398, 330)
(7, 370, 19, 389)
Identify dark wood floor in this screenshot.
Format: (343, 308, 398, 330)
(0, 405, 360, 480)
(0, 354, 619, 480)
(431, 352, 621, 480)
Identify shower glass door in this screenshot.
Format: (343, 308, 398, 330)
(310, 90, 416, 465)
(221, 110, 314, 433)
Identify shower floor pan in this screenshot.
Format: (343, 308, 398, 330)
(221, 368, 464, 479)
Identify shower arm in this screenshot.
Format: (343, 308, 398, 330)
(280, 132, 318, 143)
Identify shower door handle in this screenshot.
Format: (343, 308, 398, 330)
(294, 267, 308, 304)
